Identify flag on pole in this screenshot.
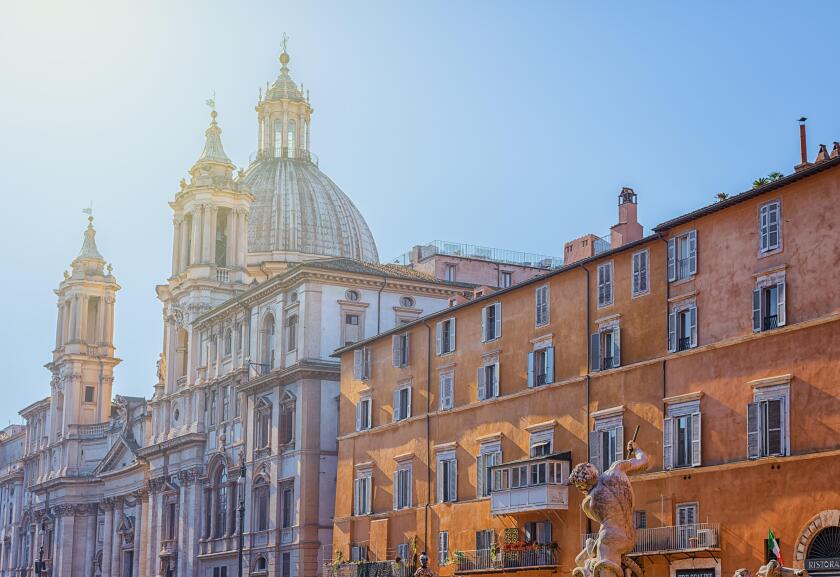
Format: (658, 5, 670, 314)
(769, 529, 783, 565)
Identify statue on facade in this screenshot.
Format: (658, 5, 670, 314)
(570, 439, 649, 577)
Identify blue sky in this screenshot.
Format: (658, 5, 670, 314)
(1, 0, 838, 424)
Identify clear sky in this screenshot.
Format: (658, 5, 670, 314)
(1, 0, 838, 425)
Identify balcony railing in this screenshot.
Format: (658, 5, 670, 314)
(763, 315, 779, 330)
(326, 562, 416, 577)
(66, 422, 109, 439)
(582, 523, 720, 556)
(249, 147, 319, 167)
(454, 546, 558, 573)
(176, 375, 188, 388)
(216, 268, 231, 282)
(602, 356, 614, 368)
(489, 454, 571, 515)
(677, 336, 691, 351)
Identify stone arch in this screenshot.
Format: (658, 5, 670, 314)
(793, 509, 840, 568)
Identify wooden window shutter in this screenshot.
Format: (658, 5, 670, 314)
(777, 281, 786, 326)
(590, 333, 601, 372)
(494, 303, 502, 340)
(450, 319, 456, 352)
(476, 454, 484, 498)
(365, 477, 372, 514)
(687, 230, 698, 276)
(435, 322, 443, 355)
(767, 398, 783, 455)
(589, 430, 601, 471)
(436, 461, 444, 503)
(481, 306, 488, 342)
(492, 361, 500, 397)
(393, 470, 399, 510)
(353, 478, 360, 515)
(354, 349, 364, 379)
(753, 288, 762, 332)
(667, 238, 676, 281)
(606, 263, 613, 303)
(393, 389, 401, 422)
(355, 401, 362, 432)
(663, 417, 673, 470)
(747, 402, 760, 459)
(632, 253, 640, 294)
(364, 347, 371, 379)
(760, 204, 769, 252)
(689, 306, 698, 348)
(527, 352, 535, 388)
(691, 411, 702, 466)
(640, 251, 648, 291)
(545, 347, 555, 384)
(668, 310, 677, 352)
(449, 459, 458, 502)
(614, 425, 624, 464)
(477, 366, 486, 401)
(404, 333, 410, 364)
(612, 327, 621, 368)
(392, 335, 401, 367)
(406, 387, 412, 419)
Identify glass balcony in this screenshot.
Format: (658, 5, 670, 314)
(489, 453, 571, 515)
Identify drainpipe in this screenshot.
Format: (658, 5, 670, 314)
(657, 233, 669, 418)
(422, 320, 433, 550)
(581, 262, 592, 536)
(377, 276, 387, 334)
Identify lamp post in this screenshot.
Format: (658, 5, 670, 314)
(238, 453, 246, 577)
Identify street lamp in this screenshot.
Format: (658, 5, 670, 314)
(238, 453, 246, 577)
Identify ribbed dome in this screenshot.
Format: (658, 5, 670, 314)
(243, 157, 379, 263)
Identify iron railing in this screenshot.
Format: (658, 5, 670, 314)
(602, 356, 615, 369)
(249, 148, 319, 166)
(581, 523, 720, 555)
(454, 546, 558, 572)
(390, 241, 564, 269)
(676, 257, 693, 280)
(326, 562, 416, 577)
(677, 336, 691, 351)
(763, 315, 779, 330)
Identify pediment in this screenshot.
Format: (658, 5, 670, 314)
(94, 436, 139, 476)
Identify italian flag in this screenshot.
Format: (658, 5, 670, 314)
(769, 529, 783, 565)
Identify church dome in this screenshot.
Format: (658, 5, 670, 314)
(243, 157, 379, 262)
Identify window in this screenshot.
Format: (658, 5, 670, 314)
(437, 451, 457, 503)
(444, 264, 457, 282)
(224, 328, 232, 356)
(255, 398, 272, 450)
(84, 386, 95, 404)
(591, 325, 620, 371)
(392, 333, 409, 367)
(350, 545, 367, 562)
(213, 567, 229, 577)
(214, 467, 228, 538)
(356, 395, 372, 431)
(663, 400, 701, 470)
(632, 250, 649, 296)
(668, 304, 698, 352)
(210, 390, 217, 426)
(166, 500, 177, 540)
(353, 347, 371, 380)
(590, 414, 623, 472)
(281, 552, 291, 577)
(535, 285, 549, 326)
(753, 277, 786, 332)
(399, 296, 415, 308)
(438, 532, 449, 564)
(253, 479, 270, 531)
(394, 464, 412, 510)
(676, 502, 698, 526)
(393, 385, 411, 422)
(280, 481, 294, 528)
(279, 394, 295, 446)
(477, 362, 499, 401)
(353, 471, 372, 515)
(523, 521, 552, 545)
(345, 289, 360, 302)
(667, 230, 698, 282)
(261, 314, 276, 370)
(748, 384, 789, 459)
(481, 303, 502, 342)
(597, 262, 613, 307)
(527, 346, 555, 387)
(397, 543, 410, 561)
(286, 314, 298, 352)
(500, 272, 512, 288)
(477, 442, 501, 498)
(344, 314, 361, 346)
(222, 385, 231, 422)
(436, 318, 456, 355)
(274, 119, 283, 157)
(759, 201, 781, 253)
(475, 530, 494, 552)
(255, 557, 267, 573)
(287, 119, 296, 157)
(634, 510, 647, 529)
(439, 372, 454, 411)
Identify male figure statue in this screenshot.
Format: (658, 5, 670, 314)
(570, 439, 649, 577)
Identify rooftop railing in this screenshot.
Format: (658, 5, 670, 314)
(391, 241, 564, 269)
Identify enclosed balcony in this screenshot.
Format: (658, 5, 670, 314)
(489, 453, 571, 516)
(582, 523, 720, 558)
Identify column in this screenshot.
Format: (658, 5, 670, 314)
(201, 205, 212, 264)
(133, 496, 143, 577)
(62, 300, 71, 347)
(60, 512, 75, 577)
(171, 219, 181, 276)
(191, 207, 203, 265)
(177, 484, 188, 577)
(154, 491, 165, 577)
(181, 213, 191, 270)
(102, 296, 114, 350)
(112, 502, 123, 577)
(102, 502, 114, 576)
(144, 489, 155, 577)
(79, 294, 89, 344)
(237, 211, 248, 268)
(68, 295, 78, 342)
(55, 301, 64, 349)
(208, 206, 218, 266)
(84, 510, 96, 577)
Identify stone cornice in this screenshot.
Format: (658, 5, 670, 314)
(238, 359, 339, 393)
(135, 432, 207, 459)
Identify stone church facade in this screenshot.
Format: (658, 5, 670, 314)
(0, 48, 468, 577)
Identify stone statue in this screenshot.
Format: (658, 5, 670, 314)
(570, 439, 649, 577)
(156, 353, 166, 385)
(755, 561, 804, 577)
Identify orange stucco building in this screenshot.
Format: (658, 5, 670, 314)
(330, 141, 840, 577)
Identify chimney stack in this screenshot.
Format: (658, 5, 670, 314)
(796, 117, 812, 171)
(610, 187, 644, 249)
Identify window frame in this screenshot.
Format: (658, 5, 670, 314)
(663, 399, 701, 470)
(394, 462, 412, 510)
(356, 395, 372, 432)
(668, 302, 698, 352)
(393, 383, 412, 422)
(353, 470, 373, 516)
(753, 273, 786, 333)
(590, 413, 623, 473)
(477, 360, 500, 401)
(436, 451, 458, 503)
(759, 200, 782, 255)
(535, 285, 550, 326)
(481, 302, 502, 342)
(439, 371, 454, 411)
(436, 318, 456, 356)
(597, 261, 614, 308)
(667, 230, 698, 282)
(631, 249, 649, 297)
(748, 383, 790, 459)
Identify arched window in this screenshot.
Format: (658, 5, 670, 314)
(215, 466, 228, 538)
(274, 119, 283, 157)
(287, 119, 296, 158)
(261, 314, 276, 370)
(279, 392, 296, 446)
(255, 397, 272, 450)
(255, 556, 268, 572)
(253, 478, 270, 532)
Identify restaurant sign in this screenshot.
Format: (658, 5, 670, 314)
(805, 558, 840, 572)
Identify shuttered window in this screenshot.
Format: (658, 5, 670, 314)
(632, 250, 649, 296)
(667, 230, 697, 282)
(477, 362, 500, 401)
(477, 442, 501, 498)
(394, 465, 412, 510)
(353, 347, 372, 380)
(535, 285, 550, 326)
(356, 396, 372, 431)
(481, 303, 502, 342)
(663, 400, 701, 470)
(438, 532, 449, 564)
(392, 333, 409, 367)
(668, 305, 698, 352)
(439, 372, 454, 411)
(591, 326, 620, 371)
(748, 392, 788, 459)
(527, 346, 555, 387)
(353, 473, 373, 515)
(759, 201, 781, 253)
(436, 318, 456, 355)
(597, 262, 614, 307)
(753, 280, 786, 332)
(393, 386, 411, 422)
(437, 451, 458, 503)
(590, 415, 623, 472)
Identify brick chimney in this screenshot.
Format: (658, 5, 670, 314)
(610, 187, 644, 248)
(795, 117, 812, 172)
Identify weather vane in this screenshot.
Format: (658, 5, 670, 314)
(82, 202, 93, 223)
(205, 90, 217, 112)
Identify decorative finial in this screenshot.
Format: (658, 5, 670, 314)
(279, 33, 290, 66)
(258, 86, 262, 101)
(107, 263, 113, 275)
(205, 91, 217, 123)
(63, 270, 70, 280)
(82, 203, 93, 226)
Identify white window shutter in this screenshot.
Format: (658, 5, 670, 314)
(777, 281, 786, 326)
(747, 402, 760, 459)
(406, 387, 412, 419)
(752, 288, 762, 332)
(436, 322, 442, 355)
(477, 367, 486, 401)
(481, 306, 487, 342)
(354, 349, 363, 379)
(392, 336, 400, 367)
(393, 471, 399, 510)
(663, 417, 673, 470)
(614, 425, 624, 464)
(691, 411, 702, 466)
(667, 238, 676, 281)
(450, 319, 456, 352)
(494, 304, 502, 340)
(632, 253, 640, 294)
(668, 311, 677, 352)
(606, 264, 612, 303)
(436, 461, 444, 503)
(353, 478, 360, 515)
(393, 389, 401, 422)
(687, 230, 697, 276)
(589, 430, 601, 471)
(760, 204, 769, 251)
(612, 327, 621, 368)
(365, 477, 372, 514)
(406, 468, 412, 507)
(493, 361, 500, 397)
(527, 352, 535, 388)
(476, 454, 484, 498)
(546, 347, 555, 384)
(689, 306, 698, 348)
(450, 459, 457, 502)
(355, 401, 362, 431)
(640, 251, 648, 292)
(590, 333, 601, 371)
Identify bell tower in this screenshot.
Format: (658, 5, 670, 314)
(48, 214, 120, 436)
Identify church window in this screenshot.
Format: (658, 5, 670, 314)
(86, 297, 100, 343)
(280, 393, 295, 446)
(222, 385, 231, 422)
(256, 397, 272, 450)
(210, 390, 217, 426)
(287, 315, 298, 352)
(215, 466, 228, 538)
(287, 119, 296, 158)
(260, 314, 276, 370)
(274, 119, 283, 157)
(253, 478, 269, 531)
(280, 481, 294, 528)
(84, 386, 95, 404)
